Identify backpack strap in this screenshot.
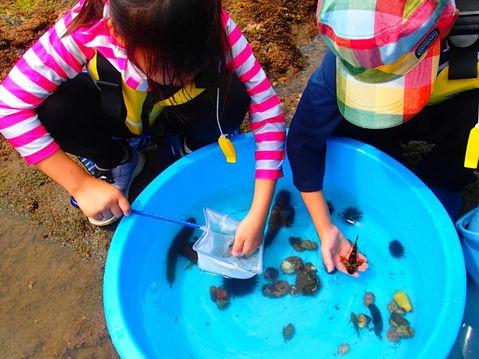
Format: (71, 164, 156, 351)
(94, 52, 126, 122)
(448, 0, 479, 79)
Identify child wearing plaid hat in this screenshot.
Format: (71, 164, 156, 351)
(287, 0, 479, 275)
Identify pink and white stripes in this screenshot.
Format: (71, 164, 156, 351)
(0, 1, 285, 180)
(222, 10, 285, 179)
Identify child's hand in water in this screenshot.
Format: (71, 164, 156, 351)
(318, 224, 368, 277)
(230, 213, 264, 257)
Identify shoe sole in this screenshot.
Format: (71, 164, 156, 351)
(88, 151, 146, 227)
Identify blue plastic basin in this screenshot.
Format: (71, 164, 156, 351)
(104, 133, 466, 359)
(457, 209, 479, 288)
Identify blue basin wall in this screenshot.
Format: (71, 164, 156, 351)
(103, 133, 466, 359)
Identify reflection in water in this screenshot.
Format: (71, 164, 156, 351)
(0, 209, 118, 358)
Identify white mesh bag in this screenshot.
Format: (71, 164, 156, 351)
(193, 208, 263, 279)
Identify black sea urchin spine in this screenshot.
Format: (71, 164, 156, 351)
(388, 239, 406, 259)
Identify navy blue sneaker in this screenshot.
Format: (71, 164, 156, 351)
(70, 147, 145, 226)
(88, 147, 145, 226)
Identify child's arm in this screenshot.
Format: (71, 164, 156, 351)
(301, 190, 368, 277)
(35, 150, 131, 221)
(231, 178, 276, 256)
(0, 3, 92, 167)
(222, 10, 285, 256)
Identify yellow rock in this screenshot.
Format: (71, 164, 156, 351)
(393, 290, 413, 312)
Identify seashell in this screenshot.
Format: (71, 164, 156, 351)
(294, 267, 321, 295)
(389, 311, 410, 327)
(289, 237, 318, 252)
(357, 313, 371, 328)
(363, 291, 375, 306)
(262, 280, 291, 298)
(280, 260, 295, 274)
(300, 239, 318, 251)
(393, 290, 413, 312)
(282, 323, 295, 342)
(396, 324, 415, 338)
(387, 327, 400, 343)
(303, 262, 317, 273)
(280, 256, 303, 274)
(337, 343, 350, 356)
(387, 300, 406, 314)
(264, 267, 279, 281)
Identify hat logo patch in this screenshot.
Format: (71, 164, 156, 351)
(415, 28, 439, 58)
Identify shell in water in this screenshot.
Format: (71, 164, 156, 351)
(363, 291, 375, 306)
(282, 323, 295, 342)
(357, 313, 372, 328)
(393, 290, 413, 312)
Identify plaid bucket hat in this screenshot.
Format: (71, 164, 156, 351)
(317, 0, 458, 129)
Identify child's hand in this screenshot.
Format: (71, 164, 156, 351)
(230, 213, 264, 257)
(319, 224, 368, 277)
(73, 176, 130, 221)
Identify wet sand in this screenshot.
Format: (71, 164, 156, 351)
(0, 209, 118, 358)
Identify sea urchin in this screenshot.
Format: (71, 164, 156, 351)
(388, 239, 406, 259)
(339, 206, 363, 224)
(222, 276, 259, 297)
(327, 200, 334, 215)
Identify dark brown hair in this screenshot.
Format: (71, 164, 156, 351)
(67, 0, 229, 86)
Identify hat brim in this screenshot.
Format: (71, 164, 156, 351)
(336, 40, 441, 129)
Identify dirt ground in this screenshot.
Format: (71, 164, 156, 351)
(1, 0, 478, 358)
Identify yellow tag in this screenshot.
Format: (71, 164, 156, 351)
(218, 135, 237, 163)
(464, 126, 479, 169)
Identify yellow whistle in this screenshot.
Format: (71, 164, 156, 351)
(218, 135, 237, 163)
(464, 126, 479, 169)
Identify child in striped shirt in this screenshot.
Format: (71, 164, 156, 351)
(0, 0, 285, 257)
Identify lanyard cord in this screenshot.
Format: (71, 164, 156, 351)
(216, 61, 225, 137)
(216, 87, 224, 136)
(214, 60, 237, 163)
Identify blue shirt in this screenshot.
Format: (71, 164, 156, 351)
(287, 50, 343, 192)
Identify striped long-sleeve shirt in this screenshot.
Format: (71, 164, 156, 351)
(0, 1, 285, 179)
